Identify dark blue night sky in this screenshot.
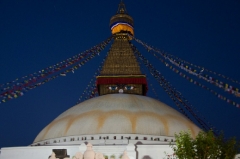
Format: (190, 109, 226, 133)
(0, 0, 240, 148)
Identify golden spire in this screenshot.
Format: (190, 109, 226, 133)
(96, 1, 148, 96)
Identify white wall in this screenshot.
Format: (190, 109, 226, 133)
(0, 144, 128, 159)
(1, 144, 238, 159)
(137, 145, 175, 159)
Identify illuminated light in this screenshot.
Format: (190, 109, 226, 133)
(111, 23, 134, 35)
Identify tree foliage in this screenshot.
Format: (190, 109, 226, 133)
(171, 130, 240, 159)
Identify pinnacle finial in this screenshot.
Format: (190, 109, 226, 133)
(117, 0, 127, 14)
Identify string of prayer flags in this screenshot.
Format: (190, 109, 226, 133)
(0, 36, 113, 104)
(165, 57, 240, 97)
(132, 43, 212, 131)
(131, 35, 240, 85)
(76, 50, 109, 104)
(141, 45, 240, 109)
(138, 52, 211, 131)
(131, 35, 240, 98)
(0, 36, 113, 92)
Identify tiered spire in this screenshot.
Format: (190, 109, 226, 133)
(96, 1, 147, 96)
(100, 36, 141, 75)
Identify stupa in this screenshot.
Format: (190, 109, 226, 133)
(0, 1, 203, 159)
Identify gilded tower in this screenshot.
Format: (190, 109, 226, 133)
(96, 1, 148, 95)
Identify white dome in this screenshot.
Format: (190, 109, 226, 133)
(34, 94, 201, 142)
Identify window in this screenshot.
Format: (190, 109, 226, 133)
(154, 138, 160, 141)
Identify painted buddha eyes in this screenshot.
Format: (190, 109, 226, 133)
(124, 86, 134, 90)
(108, 86, 134, 90)
(109, 86, 118, 90)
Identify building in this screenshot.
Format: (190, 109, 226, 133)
(1, 1, 238, 159)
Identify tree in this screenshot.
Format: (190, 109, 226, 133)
(171, 130, 240, 159)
